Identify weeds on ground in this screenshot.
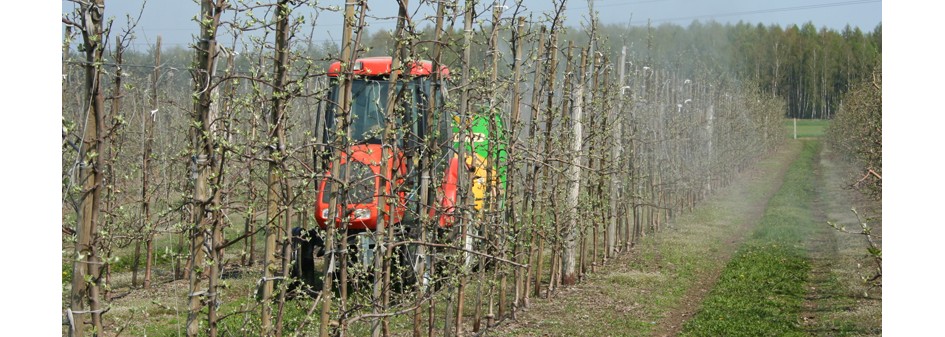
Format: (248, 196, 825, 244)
(827, 209, 881, 296)
(680, 141, 819, 337)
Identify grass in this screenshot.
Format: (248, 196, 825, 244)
(492, 142, 805, 337)
(93, 246, 518, 336)
(680, 141, 820, 337)
(785, 118, 830, 138)
(62, 213, 268, 286)
(95, 269, 327, 336)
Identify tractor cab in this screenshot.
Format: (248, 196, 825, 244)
(315, 57, 450, 232)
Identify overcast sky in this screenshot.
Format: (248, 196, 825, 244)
(61, 0, 882, 51)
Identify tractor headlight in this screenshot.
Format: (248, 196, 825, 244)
(322, 208, 331, 219)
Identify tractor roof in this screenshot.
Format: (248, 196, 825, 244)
(327, 56, 449, 78)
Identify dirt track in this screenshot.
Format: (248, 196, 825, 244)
(494, 142, 802, 337)
(492, 140, 881, 336)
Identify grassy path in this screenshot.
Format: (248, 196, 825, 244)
(679, 141, 820, 336)
(494, 142, 804, 337)
(679, 140, 882, 336)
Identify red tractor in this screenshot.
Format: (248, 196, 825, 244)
(291, 56, 454, 292)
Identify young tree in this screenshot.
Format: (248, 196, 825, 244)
(608, 46, 626, 257)
(141, 36, 161, 289)
(260, 1, 292, 334)
(185, 1, 228, 336)
(67, 1, 107, 335)
(562, 48, 587, 286)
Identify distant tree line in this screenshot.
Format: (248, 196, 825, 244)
(587, 21, 881, 119)
(66, 18, 880, 121)
(355, 19, 880, 120)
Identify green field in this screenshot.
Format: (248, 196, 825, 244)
(786, 119, 830, 138)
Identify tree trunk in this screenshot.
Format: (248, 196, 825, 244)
(186, 1, 225, 336)
(608, 46, 626, 257)
(320, 2, 360, 336)
(523, 26, 546, 307)
(373, 2, 408, 335)
(142, 35, 161, 289)
(68, 1, 106, 335)
(453, 1, 476, 334)
(539, 21, 562, 298)
(261, 1, 291, 334)
(506, 14, 525, 321)
(562, 48, 587, 286)
(415, 2, 445, 335)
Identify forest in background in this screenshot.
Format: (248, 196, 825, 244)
(64, 16, 881, 119)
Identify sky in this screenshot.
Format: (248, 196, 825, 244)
(60, 0, 882, 51)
